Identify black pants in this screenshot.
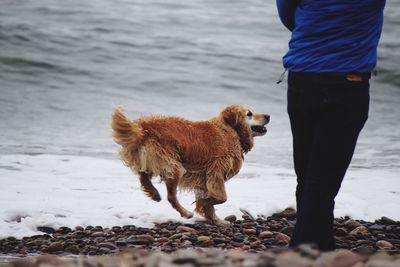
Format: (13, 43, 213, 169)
(287, 72, 369, 251)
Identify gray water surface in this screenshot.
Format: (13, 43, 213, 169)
(0, 0, 399, 171)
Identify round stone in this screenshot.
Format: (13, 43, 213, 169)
(243, 229, 257, 235)
(176, 226, 197, 234)
(274, 233, 290, 244)
(350, 226, 369, 236)
(259, 231, 274, 239)
(376, 240, 394, 250)
(197, 236, 211, 242)
(344, 219, 362, 230)
(47, 242, 64, 253)
(224, 215, 237, 223)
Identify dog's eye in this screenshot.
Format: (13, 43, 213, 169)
(247, 111, 253, 117)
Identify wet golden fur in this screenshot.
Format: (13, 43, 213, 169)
(111, 104, 269, 223)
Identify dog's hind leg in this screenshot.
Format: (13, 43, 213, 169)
(139, 172, 161, 202)
(165, 179, 193, 219)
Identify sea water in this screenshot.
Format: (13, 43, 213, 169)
(0, 0, 399, 238)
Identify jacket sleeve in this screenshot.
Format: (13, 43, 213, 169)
(276, 0, 300, 31)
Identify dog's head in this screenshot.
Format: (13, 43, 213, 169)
(220, 104, 270, 153)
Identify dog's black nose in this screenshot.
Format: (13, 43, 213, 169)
(264, 115, 270, 123)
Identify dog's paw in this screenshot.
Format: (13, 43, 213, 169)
(181, 211, 194, 219)
(151, 192, 161, 202)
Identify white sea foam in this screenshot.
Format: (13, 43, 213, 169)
(0, 154, 399, 238)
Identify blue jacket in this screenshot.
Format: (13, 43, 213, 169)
(277, 0, 386, 73)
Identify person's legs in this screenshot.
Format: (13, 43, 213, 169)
(287, 73, 316, 212)
(288, 73, 370, 251)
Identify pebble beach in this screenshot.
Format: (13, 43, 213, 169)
(1, 208, 400, 266)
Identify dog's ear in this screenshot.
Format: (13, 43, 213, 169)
(222, 107, 239, 128)
(221, 106, 253, 153)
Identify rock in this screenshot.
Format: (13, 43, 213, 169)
(344, 219, 363, 230)
(126, 234, 155, 245)
(225, 249, 248, 261)
(241, 222, 255, 229)
(366, 253, 400, 267)
(242, 245, 250, 250)
(181, 240, 192, 247)
(315, 250, 364, 267)
(250, 241, 261, 249)
(199, 240, 213, 247)
(350, 226, 369, 236)
(99, 247, 111, 254)
(375, 240, 393, 250)
(275, 251, 313, 267)
(213, 237, 227, 244)
(354, 245, 376, 254)
(275, 233, 290, 244)
(351, 262, 365, 267)
(57, 227, 72, 234)
(97, 242, 118, 250)
(274, 207, 297, 219)
(64, 245, 80, 254)
(197, 235, 211, 242)
(331, 250, 364, 267)
(176, 225, 197, 234)
(112, 226, 122, 233)
(259, 231, 274, 239)
(91, 231, 104, 238)
(335, 227, 349, 237)
(281, 226, 295, 236)
(297, 244, 320, 259)
(369, 224, 386, 231)
(10, 259, 36, 267)
(35, 255, 62, 266)
(240, 208, 255, 220)
(37, 226, 55, 234)
(381, 216, 396, 225)
(224, 215, 237, 223)
(169, 233, 182, 240)
(157, 237, 169, 243)
(243, 229, 257, 235)
(46, 242, 64, 253)
(145, 251, 171, 267)
(172, 253, 198, 265)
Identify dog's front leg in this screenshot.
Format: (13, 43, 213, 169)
(195, 176, 229, 225)
(195, 197, 230, 225)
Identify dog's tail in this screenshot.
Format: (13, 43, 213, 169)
(111, 106, 143, 147)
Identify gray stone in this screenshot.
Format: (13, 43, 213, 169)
(47, 242, 64, 253)
(344, 219, 363, 230)
(176, 226, 197, 234)
(224, 215, 237, 223)
(126, 234, 155, 245)
(98, 242, 118, 250)
(37, 226, 55, 234)
(381, 216, 396, 225)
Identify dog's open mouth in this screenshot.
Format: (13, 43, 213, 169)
(251, 125, 267, 134)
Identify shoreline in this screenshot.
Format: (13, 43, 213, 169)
(1, 208, 399, 259)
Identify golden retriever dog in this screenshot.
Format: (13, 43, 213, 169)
(111, 104, 269, 224)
